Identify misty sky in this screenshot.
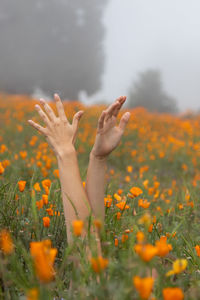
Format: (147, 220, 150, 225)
(87, 0, 200, 111)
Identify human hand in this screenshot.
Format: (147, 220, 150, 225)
(28, 94, 84, 157)
(91, 96, 130, 159)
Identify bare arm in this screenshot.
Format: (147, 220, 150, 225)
(28, 94, 91, 242)
(85, 96, 130, 220)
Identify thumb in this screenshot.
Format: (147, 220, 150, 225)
(118, 112, 130, 132)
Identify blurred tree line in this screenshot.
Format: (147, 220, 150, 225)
(0, 0, 108, 99)
(128, 69, 178, 113)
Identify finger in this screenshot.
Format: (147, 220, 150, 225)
(104, 102, 119, 121)
(28, 119, 46, 135)
(72, 111, 84, 144)
(35, 104, 51, 127)
(39, 98, 57, 122)
(118, 112, 130, 132)
(54, 93, 68, 122)
(113, 96, 127, 117)
(72, 110, 84, 129)
(98, 111, 106, 130)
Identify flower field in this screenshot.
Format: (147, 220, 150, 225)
(1, 93, 200, 299)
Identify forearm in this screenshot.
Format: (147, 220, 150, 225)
(85, 152, 107, 220)
(56, 148, 91, 242)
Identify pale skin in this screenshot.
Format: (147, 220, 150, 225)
(28, 94, 90, 243)
(28, 94, 130, 242)
(85, 96, 130, 220)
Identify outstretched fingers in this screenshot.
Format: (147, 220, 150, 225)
(97, 110, 106, 130)
(54, 93, 68, 122)
(35, 104, 51, 127)
(104, 101, 120, 121)
(113, 96, 127, 117)
(39, 98, 57, 122)
(72, 110, 84, 143)
(118, 112, 130, 132)
(28, 119, 46, 135)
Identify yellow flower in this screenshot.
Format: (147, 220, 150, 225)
(30, 240, 57, 283)
(133, 276, 154, 299)
(166, 259, 187, 276)
(114, 193, 122, 201)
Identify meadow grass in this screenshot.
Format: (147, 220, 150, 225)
(0, 94, 200, 299)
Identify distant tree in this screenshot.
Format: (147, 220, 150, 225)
(128, 69, 178, 113)
(0, 0, 108, 99)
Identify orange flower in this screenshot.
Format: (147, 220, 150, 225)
(133, 276, 154, 299)
(72, 220, 84, 236)
(53, 169, 59, 178)
(18, 180, 26, 192)
(46, 207, 54, 216)
(34, 182, 41, 192)
(116, 212, 121, 220)
(138, 199, 150, 209)
(155, 236, 172, 257)
(122, 234, 129, 243)
(134, 244, 158, 262)
(93, 219, 102, 230)
(114, 238, 119, 247)
(126, 165, 133, 173)
(104, 196, 112, 208)
(136, 231, 145, 243)
(30, 240, 57, 283)
(195, 245, 200, 256)
(43, 217, 50, 228)
(91, 256, 109, 273)
(148, 224, 153, 233)
(36, 200, 43, 210)
(0, 162, 5, 174)
(26, 288, 39, 300)
(42, 194, 48, 205)
(162, 287, 184, 300)
(0, 229, 14, 255)
(130, 187, 143, 197)
(125, 175, 131, 182)
(19, 151, 27, 159)
(42, 179, 51, 189)
(115, 201, 130, 211)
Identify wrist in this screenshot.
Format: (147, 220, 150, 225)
(56, 146, 76, 160)
(90, 150, 108, 162)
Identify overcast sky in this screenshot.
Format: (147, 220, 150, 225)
(86, 0, 200, 111)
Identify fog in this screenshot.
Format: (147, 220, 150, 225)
(95, 0, 200, 111)
(1, 0, 200, 111)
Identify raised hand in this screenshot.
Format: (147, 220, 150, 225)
(91, 96, 130, 159)
(28, 94, 84, 157)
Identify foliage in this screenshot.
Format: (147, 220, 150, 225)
(1, 94, 200, 299)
